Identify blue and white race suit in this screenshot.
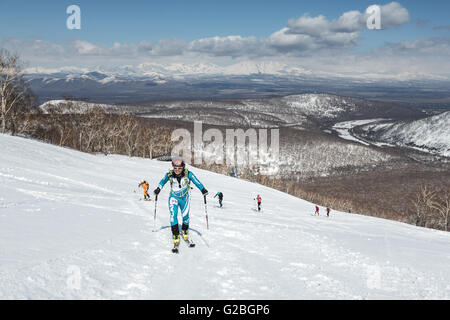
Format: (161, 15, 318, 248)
(157, 169, 205, 227)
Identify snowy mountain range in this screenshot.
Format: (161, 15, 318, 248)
(25, 62, 450, 107)
(24, 62, 312, 79)
(25, 62, 315, 103)
(24, 61, 450, 81)
(1, 134, 450, 299)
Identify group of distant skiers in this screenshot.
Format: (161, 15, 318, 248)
(315, 205, 331, 217)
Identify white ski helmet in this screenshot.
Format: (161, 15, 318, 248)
(171, 157, 185, 168)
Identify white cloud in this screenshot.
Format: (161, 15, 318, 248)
(137, 39, 187, 56)
(285, 2, 410, 35)
(332, 10, 366, 33)
(0, 38, 65, 59)
(286, 14, 330, 37)
(268, 28, 317, 51)
(382, 37, 450, 55)
(72, 40, 105, 55)
(380, 2, 410, 29)
(187, 35, 270, 57)
(278, 2, 409, 54)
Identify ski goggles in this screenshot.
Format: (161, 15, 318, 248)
(173, 166, 184, 170)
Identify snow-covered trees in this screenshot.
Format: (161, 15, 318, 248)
(18, 102, 175, 159)
(412, 185, 450, 231)
(0, 49, 32, 135)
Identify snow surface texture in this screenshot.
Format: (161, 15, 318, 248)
(1, 134, 450, 299)
(358, 112, 450, 157)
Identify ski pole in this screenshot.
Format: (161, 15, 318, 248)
(153, 194, 158, 232)
(204, 195, 209, 230)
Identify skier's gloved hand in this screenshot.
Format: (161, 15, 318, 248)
(201, 188, 208, 196)
(154, 187, 161, 195)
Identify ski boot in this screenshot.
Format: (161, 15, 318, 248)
(181, 229, 195, 247)
(181, 229, 189, 241)
(172, 235, 180, 253)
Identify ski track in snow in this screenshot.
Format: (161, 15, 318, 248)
(0, 134, 450, 299)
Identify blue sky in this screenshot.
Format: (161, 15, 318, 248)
(1, 1, 450, 78)
(1, 0, 449, 45)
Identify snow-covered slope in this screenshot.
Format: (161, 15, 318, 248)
(358, 112, 450, 157)
(140, 94, 421, 128)
(1, 135, 449, 299)
(282, 94, 358, 120)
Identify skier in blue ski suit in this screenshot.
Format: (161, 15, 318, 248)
(153, 158, 208, 248)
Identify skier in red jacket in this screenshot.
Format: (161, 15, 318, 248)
(255, 194, 262, 212)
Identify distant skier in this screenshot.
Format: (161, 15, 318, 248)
(255, 194, 262, 212)
(326, 206, 331, 217)
(214, 191, 224, 208)
(138, 180, 150, 201)
(153, 157, 208, 253)
(315, 205, 319, 216)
